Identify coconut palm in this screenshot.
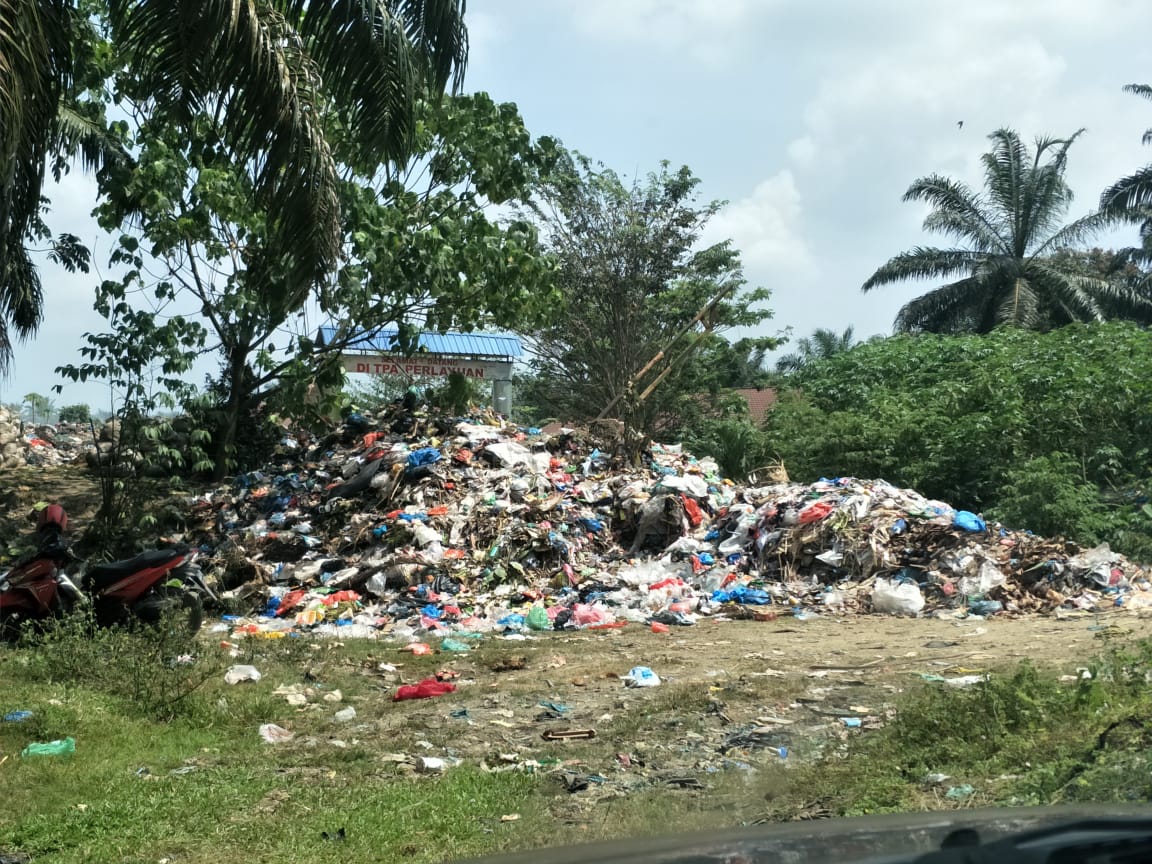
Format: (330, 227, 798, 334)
(0, 0, 468, 369)
(775, 326, 858, 374)
(863, 128, 1150, 333)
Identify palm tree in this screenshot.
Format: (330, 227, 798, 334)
(863, 129, 1150, 333)
(775, 326, 858, 374)
(0, 0, 468, 370)
(1101, 84, 1152, 271)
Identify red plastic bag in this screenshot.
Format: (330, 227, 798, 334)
(681, 495, 704, 527)
(321, 590, 361, 606)
(798, 500, 835, 524)
(393, 677, 457, 701)
(276, 589, 307, 617)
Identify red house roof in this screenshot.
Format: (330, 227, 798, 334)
(734, 387, 777, 423)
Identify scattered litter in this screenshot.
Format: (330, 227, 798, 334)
(416, 756, 448, 774)
(21, 738, 75, 757)
(258, 723, 294, 744)
(622, 666, 661, 688)
(945, 784, 976, 800)
(2, 711, 32, 723)
(542, 728, 596, 741)
(223, 665, 262, 685)
(393, 678, 457, 702)
(333, 707, 357, 723)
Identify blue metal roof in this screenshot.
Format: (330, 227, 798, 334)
(319, 326, 522, 359)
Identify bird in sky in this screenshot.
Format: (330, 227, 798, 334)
(957, 120, 964, 129)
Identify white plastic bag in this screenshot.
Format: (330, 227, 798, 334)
(957, 560, 1006, 597)
(871, 578, 925, 617)
(224, 664, 262, 685)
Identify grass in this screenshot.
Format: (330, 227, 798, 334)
(4, 621, 1152, 863)
(758, 636, 1152, 820)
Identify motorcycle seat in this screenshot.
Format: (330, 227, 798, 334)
(86, 548, 188, 589)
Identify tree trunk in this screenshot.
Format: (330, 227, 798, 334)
(212, 346, 250, 481)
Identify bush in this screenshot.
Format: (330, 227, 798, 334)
(57, 403, 91, 424)
(19, 609, 225, 722)
(763, 323, 1152, 557)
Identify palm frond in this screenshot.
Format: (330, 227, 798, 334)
(1025, 263, 1105, 324)
(0, 0, 73, 370)
(290, 0, 466, 161)
(1101, 165, 1152, 220)
(982, 129, 1028, 239)
(893, 277, 991, 333)
(903, 175, 1009, 251)
(0, 244, 45, 371)
(109, 0, 344, 297)
(1122, 85, 1152, 146)
(1030, 209, 1109, 256)
(52, 103, 128, 177)
(861, 247, 983, 292)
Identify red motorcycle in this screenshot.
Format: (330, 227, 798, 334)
(83, 544, 213, 633)
(0, 505, 85, 639)
(0, 505, 216, 639)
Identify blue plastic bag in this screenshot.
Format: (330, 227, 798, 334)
(712, 586, 772, 605)
(407, 448, 442, 468)
(953, 511, 986, 532)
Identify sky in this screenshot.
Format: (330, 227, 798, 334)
(7, 0, 1152, 408)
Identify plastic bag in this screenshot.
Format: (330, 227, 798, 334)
(957, 560, 1005, 598)
(393, 677, 457, 701)
(21, 737, 75, 757)
(259, 723, 294, 744)
(622, 666, 661, 687)
(526, 605, 551, 631)
(952, 511, 986, 533)
(406, 447, 442, 468)
(871, 578, 924, 616)
(224, 664, 262, 685)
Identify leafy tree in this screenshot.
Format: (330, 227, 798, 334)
(863, 129, 1152, 332)
(516, 152, 776, 437)
(759, 323, 1152, 558)
(21, 393, 55, 425)
(57, 403, 91, 424)
(1, 0, 467, 369)
(65, 93, 556, 478)
(774, 326, 859, 374)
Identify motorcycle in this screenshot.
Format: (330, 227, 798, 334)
(83, 544, 216, 634)
(0, 504, 85, 639)
(0, 505, 217, 639)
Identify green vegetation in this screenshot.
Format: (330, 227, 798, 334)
(56, 404, 91, 424)
(1, 0, 469, 371)
(21, 392, 55, 425)
(515, 153, 779, 436)
(769, 639, 1152, 817)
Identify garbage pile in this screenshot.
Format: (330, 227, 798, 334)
(0, 406, 28, 470)
(179, 408, 1151, 641)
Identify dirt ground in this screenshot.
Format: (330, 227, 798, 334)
(275, 607, 1152, 830)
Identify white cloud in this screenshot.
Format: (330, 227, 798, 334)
(559, 0, 765, 61)
(706, 170, 813, 281)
